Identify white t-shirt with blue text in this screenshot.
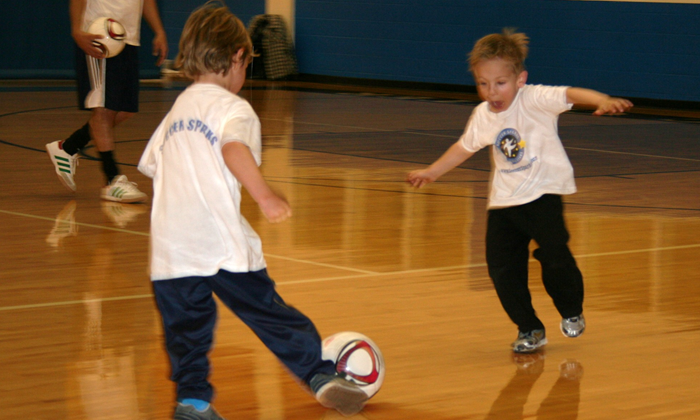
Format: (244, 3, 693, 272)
(139, 83, 265, 280)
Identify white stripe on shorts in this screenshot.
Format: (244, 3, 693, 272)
(84, 55, 106, 109)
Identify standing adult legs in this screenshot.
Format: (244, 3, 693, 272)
(90, 107, 134, 184)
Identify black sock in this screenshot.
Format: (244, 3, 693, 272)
(62, 123, 91, 155)
(99, 151, 120, 184)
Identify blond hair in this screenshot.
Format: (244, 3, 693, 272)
(468, 28, 529, 74)
(175, 1, 254, 78)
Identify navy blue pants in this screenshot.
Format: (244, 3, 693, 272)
(486, 194, 584, 333)
(152, 269, 336, 402)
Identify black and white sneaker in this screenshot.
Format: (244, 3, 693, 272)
(310, 373, 368, 416)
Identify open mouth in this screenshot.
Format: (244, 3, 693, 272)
(490, 101, 505, 111)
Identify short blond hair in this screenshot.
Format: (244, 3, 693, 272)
(175, 1, 254, 78)
(469, 28, 529, 74)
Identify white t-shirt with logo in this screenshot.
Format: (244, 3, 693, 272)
(138, 83, 265, 281)
(83, 0, 144, 46)
(459, 84, 576, 209)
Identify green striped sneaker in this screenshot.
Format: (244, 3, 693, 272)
(101, 175, 147, 203)
(46, 141, 78, 192)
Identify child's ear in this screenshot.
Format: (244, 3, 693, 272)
(235, 48, 245, 65)
(232, 48, 245, 69)
(517, 70, 528, 88)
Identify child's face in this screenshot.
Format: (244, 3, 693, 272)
(473, 58, 527, 113)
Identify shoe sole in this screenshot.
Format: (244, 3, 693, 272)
(101, 194, 147, 204)
(561, 326, 585, 338)
(46, 144, 77, 192)
(316, 381, 369, 416)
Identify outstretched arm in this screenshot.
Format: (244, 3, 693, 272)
(567, 87, 633, 115)
(222, 142, 292, 223)
(406, 141, 474, 188)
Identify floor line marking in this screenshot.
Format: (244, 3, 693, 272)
(0, 209, 374, 274)
(566, 147, 700, 162)
(0, 209, 149, 236)
(258, 116, 700, 162)
(264, 253, 378, 274)
(3, 243, 697, 312)
(0, 294, 153, 312)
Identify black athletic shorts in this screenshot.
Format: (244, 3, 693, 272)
(75, 44, 139, 113)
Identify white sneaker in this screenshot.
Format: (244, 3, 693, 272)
(46, 201, 78, 247)
(101, 201, 148, 228)
(46, 141, 79, 192)
(101, 175, 147, 203)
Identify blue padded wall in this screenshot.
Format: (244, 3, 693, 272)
(0, 0, 265, 79)
(162, 0, 265, 62)
(295, 0, 700, 102)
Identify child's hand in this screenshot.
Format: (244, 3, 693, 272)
(593, 97, 633, 115)
(259, 194, 292, 223)
(406, 169, 436, 189)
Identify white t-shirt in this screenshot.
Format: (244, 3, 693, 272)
(459, 84, 576, 209)
(83, 0, 144, 46)
(138, 83, 265, 281)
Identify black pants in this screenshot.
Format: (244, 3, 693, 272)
(152, 269, 336, 402)
(486, 195, 584, 333)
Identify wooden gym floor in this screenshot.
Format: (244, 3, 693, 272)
(0, 78, 699, 420)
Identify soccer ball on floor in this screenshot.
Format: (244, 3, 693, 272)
(88, 17, 126, 58)
(321, 331, 385, 398)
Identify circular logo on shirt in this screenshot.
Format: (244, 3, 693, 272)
(495, 128, 525, 164)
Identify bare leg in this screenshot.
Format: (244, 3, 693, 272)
(89, 108, 134, 152)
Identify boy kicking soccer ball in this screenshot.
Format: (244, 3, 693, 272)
(138, 2, 367, 418)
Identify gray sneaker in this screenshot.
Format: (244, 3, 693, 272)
(173, 403, 226, 420)
(310, 373, 368, 416)
(559, 359, 584, 381)
(512, 329, 548, 354)
(560, 314, 586, 338)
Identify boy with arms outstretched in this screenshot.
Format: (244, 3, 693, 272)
(138, 3, 367, 418)
(407, 29, 632, 353)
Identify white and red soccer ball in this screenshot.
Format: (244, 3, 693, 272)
(321, 331, 385, 398)
(88, 17, 126, 58)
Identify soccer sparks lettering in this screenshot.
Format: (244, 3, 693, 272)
(164, 118, 219, 145)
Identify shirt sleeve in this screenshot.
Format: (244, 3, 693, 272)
(525, 85, 572, 115)
(221, 114, 255, 147)
(138, 118, 167, 178)
(459, 108, 486, 153)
